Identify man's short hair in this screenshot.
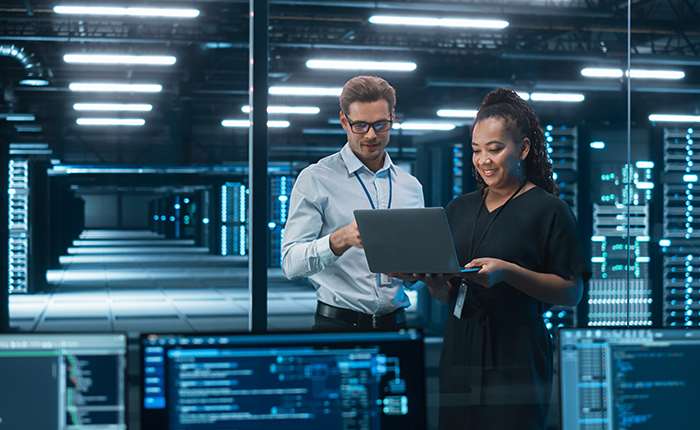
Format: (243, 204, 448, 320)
(339, 76, 396, 115)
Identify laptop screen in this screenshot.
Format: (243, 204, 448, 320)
(141, 329, 427, 430)
(0, 333, 128, 429)
(559, 327, 700, 429)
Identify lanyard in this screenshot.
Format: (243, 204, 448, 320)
(354, 169, 392, 209)
(469, 181, 527, 259)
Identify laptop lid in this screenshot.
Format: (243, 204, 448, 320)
(354, 207, 477, 274)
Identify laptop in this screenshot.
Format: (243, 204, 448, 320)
(354, 207, 479, 274)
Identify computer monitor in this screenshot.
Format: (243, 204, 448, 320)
(141, 329, 427, 430)
(559, 327, 700, 430)
(0, 333, 128, 429)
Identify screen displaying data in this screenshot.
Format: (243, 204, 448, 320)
(559, 328, 700, 430)
(141, 330, 426, 430)
(0, 333, 127, 430)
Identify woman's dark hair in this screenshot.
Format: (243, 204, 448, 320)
(340, 76, 396, 116)
(471, 87, 559, 196)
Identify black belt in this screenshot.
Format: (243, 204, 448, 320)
(316, 302, 406, 330)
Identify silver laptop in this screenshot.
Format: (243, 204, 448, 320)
(354, 207, 479, 274)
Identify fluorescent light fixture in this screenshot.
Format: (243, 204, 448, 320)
(369, 15, 508, 29)
(73, 103, 153, 111)
(69, 83, 162, 93)
(659, 239, 671, 247)
(269, 86, 343, 96)
(15, 126, 42, 132)
(53, 6, 199, 18)
(581, 68, 684, 79)
(517, 92, 530, 100)
(636, 181, 654, 189)
(581, 68, 624, 78)
(205, 42, 233, 49)
(636, 161, 654, 169)
(221, 120, 290, 128)
(437, 109, 478, 118)
(10, 149, 52, 155)
(530, 93, 585, 102)
(629, 69, 684, 79)
(241, 106, 320, 114)
(302, 129, 348, 135)
(19, 79, 49, 86)
(64, 54, 176, 65)
(591, 236, 606, 242)
(636, 256, 651, 263)
(591, 257, 605, 263)
(392, 122, 456, 131)
(649, 114, 700, 123)
(9, 143, 48, 149)
(637, 236, 650, 242)
(590, 141, 605, 149)
(306, 60, 417, 72)
(76, 118, 145, 126)
(5, 114, 35, 121)
(683, 174, 698, 182)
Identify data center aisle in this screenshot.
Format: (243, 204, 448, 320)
(8, 229, 325, 332)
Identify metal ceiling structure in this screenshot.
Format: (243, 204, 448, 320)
(0, 0, 699, 171)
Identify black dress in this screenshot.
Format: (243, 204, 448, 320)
(439, 187, 591, 430)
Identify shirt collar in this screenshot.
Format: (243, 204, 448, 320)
(340, 143, 394, 176)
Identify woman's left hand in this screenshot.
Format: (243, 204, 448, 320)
(461, 258, 514, 288)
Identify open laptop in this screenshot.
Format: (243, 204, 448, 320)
(354, 207, 479, 274)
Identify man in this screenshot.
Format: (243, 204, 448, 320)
(281, 76, 425, 331)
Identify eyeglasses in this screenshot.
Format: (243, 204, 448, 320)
(343, 113, 393, 134)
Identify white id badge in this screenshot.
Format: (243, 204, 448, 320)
(379, 273, 393, 286)
(453, 281, 468, 319)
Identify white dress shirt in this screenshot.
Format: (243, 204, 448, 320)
(281, 143, 425, 315)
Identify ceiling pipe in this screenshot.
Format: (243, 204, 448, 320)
(0, 44, 47, 79)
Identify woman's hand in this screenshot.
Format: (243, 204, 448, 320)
(412, 273, 456, 304)
(461, 258, 513, 288)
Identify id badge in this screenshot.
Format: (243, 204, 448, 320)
(453, 281, 469, 319)
(379, 273, 393, 286)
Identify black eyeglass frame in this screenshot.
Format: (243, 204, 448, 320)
(342, 112, 394, 134)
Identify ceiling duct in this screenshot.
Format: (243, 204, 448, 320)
(0, 44, 47, 80)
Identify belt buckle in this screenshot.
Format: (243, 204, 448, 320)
(372, 314, 379, 329)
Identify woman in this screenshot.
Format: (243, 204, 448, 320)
(418, 88, 591, 429)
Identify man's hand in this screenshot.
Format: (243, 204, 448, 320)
(413, 273, 456, 304)
(329, 220, 363, 256)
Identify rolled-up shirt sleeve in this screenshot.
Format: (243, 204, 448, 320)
(281, 169, 339, 280)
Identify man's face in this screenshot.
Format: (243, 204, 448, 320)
(340, 100, 394, 172)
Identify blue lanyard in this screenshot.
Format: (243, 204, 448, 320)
(354, 169, 392, 209)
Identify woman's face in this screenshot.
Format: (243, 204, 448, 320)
(471, 117, 530, 191)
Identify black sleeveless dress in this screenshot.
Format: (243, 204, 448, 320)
(439, 187, 591, 429)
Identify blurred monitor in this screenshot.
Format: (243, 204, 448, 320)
(559, 327, 700, 430)
(0, 333, 128, 429)
(141, 329, 426, 430)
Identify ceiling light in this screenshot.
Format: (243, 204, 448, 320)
(15, 126, 42, 132)
(69, 83, 162, 92)
(369, 16, 508, 29)
(581, 68, 624, 78)
(636, 182, 654, 190)
(73, 103, 153, 111)
(64, 54, 176, 65)
(241, 106, 320, 114)
(630, 69, 684, 79)
(306, 60, 417, 72)
(530, 93, 585, 102)
(590, 141, 605, 149)
(9, 143, 48, 149)
(649, 114, 700, 122)
(269, 86, 343, 96)
(19, 79, 49, 86)
(76, 118, 145, 126)
(53, 6, 199, 18)
(582, 68, 684, 79)
(221, 120, 290, 128)
(392, 122, 456, 131)
(636, 161, 654, 169)
(437, 109, 478, 118)
(4, 114, 35, 121)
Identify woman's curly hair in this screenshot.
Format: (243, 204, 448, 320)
(471, 87, 559, 196)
